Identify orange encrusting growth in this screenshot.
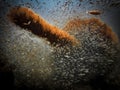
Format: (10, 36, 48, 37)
(64, 18, 119, 43)
(7, 6, 78, 46)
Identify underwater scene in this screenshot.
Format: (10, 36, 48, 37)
(0, 0, 120, 90)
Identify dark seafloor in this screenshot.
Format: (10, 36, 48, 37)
(0, 0, 120, 90)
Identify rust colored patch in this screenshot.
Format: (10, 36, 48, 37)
(64, 18, 119, 43)
(7, 6, 78, 46)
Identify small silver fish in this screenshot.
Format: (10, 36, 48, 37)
(23, 21, 31, 25)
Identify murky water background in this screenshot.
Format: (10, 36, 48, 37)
(0, 0, 120, 90)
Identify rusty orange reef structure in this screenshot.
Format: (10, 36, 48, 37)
(7, 6, 78, 46)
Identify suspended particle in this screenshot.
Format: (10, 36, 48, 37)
(87, 10, 102, 15)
